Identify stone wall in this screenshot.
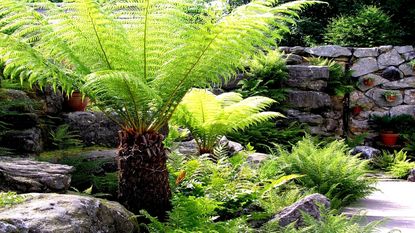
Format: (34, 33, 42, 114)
(280, 45, 415, 140)
(282, 65, 344, 136)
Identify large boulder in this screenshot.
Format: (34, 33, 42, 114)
(0, 193, 135, 233)
(271, 194, 330, 228)
(353, 48, 379, 58)
(64, 111, 121, 147)
(0, 157, 74, 193)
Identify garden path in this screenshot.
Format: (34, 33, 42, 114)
(343, 181, 415, 233)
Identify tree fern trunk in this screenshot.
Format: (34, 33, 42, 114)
(117, 130, 172, 221)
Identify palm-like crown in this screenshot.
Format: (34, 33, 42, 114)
(0, 0, 316, 134)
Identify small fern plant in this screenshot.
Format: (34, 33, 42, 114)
(171, 89, 283, 154)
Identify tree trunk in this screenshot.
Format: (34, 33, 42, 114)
(117, 130, 172, 221)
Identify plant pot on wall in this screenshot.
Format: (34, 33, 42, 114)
(351, 105, 362, 116)
(380, 132, 399, 146)
(362, 77, 374, 87)
(64, 91, 89, 112)
(384, 91, 398, 103)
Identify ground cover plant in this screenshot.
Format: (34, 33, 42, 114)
(0, 0, 318, 220)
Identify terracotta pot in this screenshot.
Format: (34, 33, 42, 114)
(385, 95, 397, 103)
(352, 106, 362, 116)
(65, 91, 89, 112)
(380, 132, 399, 146)
(363, 79, 374, 87)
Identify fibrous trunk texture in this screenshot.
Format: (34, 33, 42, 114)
(117, 130, 171, 221)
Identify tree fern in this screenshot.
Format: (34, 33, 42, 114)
(171, 88, 283, 154)
(0, 0, 317, 134)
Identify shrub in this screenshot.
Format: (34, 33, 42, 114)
(272, 137, 375, 207)
(237, 50, 288, 102)
(324, 6, 401, 47)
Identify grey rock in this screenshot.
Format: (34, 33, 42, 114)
(395, 46, 414, 54)
(285, 79, 327, 91)
(356, 74, 389, 92)
(399, 63, 414, 76)
(285, 110, 323, 125)
(81, 149, 118, 174)
(0, 157, 74, 193)
(324, 119, 338, 132)
(349, 146, 381, 160)
(351, 57, 379, 77)
(271, 194, 330, 227)
(0, 128, 42, 153)
(177, 140, 199, 155)
(309, 126, 327, 135)
(366, 88, 403, 107)
(404, 89, 415, 105)
(379, 45, 393, 53)
(382, 77, 415, 90)
(279, 46, 290, 53)
(349, 119, 370, 133)
(408, 169, 415, 182)
(0, 193, 135, 233)
(403, 51, 415, 61)
(40, 86, 64, 115)
(289, 46, 306, 55)
(350, 91, 375, 110)
(382, 67, 404, 81)
(219, 136, 244, 154)
(353, 48, 379, 57)
(389, 105, 415, 116)
(247, 153, 269, 165)
(286, 65, 330, 80)
(377, 49, 405, 69)
(305, 45, 352, 58)
(64, 111, 120, 147)
(286, 90, 332, 110)
(285, 54, 303, 65)
(0, 113, 38, 130)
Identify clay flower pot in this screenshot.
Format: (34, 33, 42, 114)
(65, 91, 89, 112)
(363, 78, 374, 87)
(380, 132, 399, 146)
(352, 105, 362, 116)
(385, 95, 397, 103)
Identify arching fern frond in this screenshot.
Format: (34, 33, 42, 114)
(171, 89, 282, 154)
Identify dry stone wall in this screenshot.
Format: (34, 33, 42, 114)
(280, 45, 415, 139)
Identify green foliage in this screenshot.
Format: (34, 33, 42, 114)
(369, 114, 415, 133)
(272, 136, 375, 207)
(49, 124, 82, 149)
(345, 133, 368, 148)
(0, 0, 316, 136)
(0, 192, 24, 208)
(384, 150, 415, 179)
(266, 208, 381, 233)
(237, 50, 288, 102)
(171, 89, 282, 154)
(306, 57, 352, 97)
(38, 147, 117, 195)
(324, 6, 401, 47)
(228, 121, 308, 153)
(370, 150, 394, 171)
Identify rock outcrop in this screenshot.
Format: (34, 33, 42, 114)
(0, 157, 74, 193)
(0, 193, 135, 233)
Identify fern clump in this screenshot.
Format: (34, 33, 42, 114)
(272, 137, 375, 207)
(172, 89, 283, 154)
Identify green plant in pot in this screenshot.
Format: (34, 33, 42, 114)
(0, 0, 317, 220)
(383, 91, 399, 103)
(351, 104, 363, 116)
(362, 76, 375, 87)
(64, 91, 89, 112)
(369, 114, 415, 146)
